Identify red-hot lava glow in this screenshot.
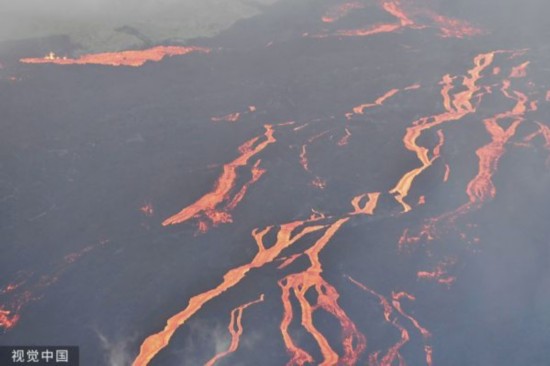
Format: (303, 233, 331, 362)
(389, 52, 497, 212)
(353, 89, 400, 115)
(278, 218, 367, 365)
(205, 294, 265, 366)
(130, 45, 550, 365)
(140, 203, 154, 217)
(133, 217, 328, 366)
(348, 84, 420, 119)
(0, 240, 108, 331)
(443, 163, 451, 182)
(423, 11, 484, 38)
(20, 46, 210, 67)
(315, 0, 481, 40)
(211, 112, 241, 122)
(417, 258, 457, 287)
(162, 125, 275, 230)
(322, 1, 365, 23)
(397, 53, 535, 248)
(510, 61, 530, 78)
(351, 192, 381, 215)
(347, 276, 415, 366)
(9, 0, 550, 364)
(338, 128, 352, 146)
(0, 308, 21, 330)
(391, 292, 432, 366)
(311, 176, 327, 189)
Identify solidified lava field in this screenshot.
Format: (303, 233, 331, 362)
(1, 0, 550, 365)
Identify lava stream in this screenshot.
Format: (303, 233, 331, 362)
(509, 61, 530, 78)
(205, 294, 265, 366)
(351, 192, 381, 215)
(322, 2, 365, 23)
(352, 89, 400, 115)
(319, 0, 481, 40)
(162, 125, 275, 230)
(347, 84, 419, 120)
(211, 112, 241, 122)
(389, 52, 497, 212)
(391, 292, 432, 366)
(299, 129, 332, 173)
(20, 46, 210, 67)
(0, 240, 108, 331)
(0, 307, 21, 331)
(317, 0, 416, 38)
(417, 258, 457, 287)
(278, 218, 367, 365)
(338, 128, 352, 146)
(423, 11, 484, 38)
(133, 218, 327, 366)
(347, 276, 410, 366)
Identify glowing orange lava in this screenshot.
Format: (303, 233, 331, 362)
(351, 192, 381, 215)
(338, 128, 352, 146)
(322, 1, 364, 23)
(347, 276, 411, 366)
(448, 78, 528, 215)
(392, 292, 432, 365)
(140, 203, 154, 217)
(299, 130, 330, 172)
(314, 0, 416, 38)
(348, 83, 420, 119)
(311, 176, 327, 190)
(162, 125, 275, 229)
(509, 61, 529, 78)
(353, 89, 400, 115)
(424, 11, 484, 38)
(133, 218, 327, 366)
(211, 112, 241, 122)
(20, 46, 210, 67)
(390, 52, 497, 212)
(417, 258, 457, 287)
(278, 218, 367, 365)
(205, 294, 264, 366)
(0, 307, 20, 330)
(399, 56, 532, 245)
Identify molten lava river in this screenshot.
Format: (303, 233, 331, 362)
(1, 0, 550, 365)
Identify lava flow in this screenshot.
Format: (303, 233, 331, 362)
(348, 84, 419, 118)
(211, 112, 241, 122)
(20, 46, 210, 67)
(395, 51, 544, 249)
(9, 0, 550, 365)
(422, 11, 484, 38)
(205, 294, 265, 366)
(347, 276, 411, 366)
(162, 125, 275, 230)
(278, 218, 367, 365)
(133, 216, 327, 366)
(389, 52, 497, 212)
(417, 258, 457, 287)
(317, 0, 482, 40)
(350, 192, 381, 215)
(0, 306, 22, 331)
(330, 0, 416, 38)
(322, 2, 365, 23)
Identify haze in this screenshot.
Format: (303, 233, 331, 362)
(0, 0, 279, 52)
